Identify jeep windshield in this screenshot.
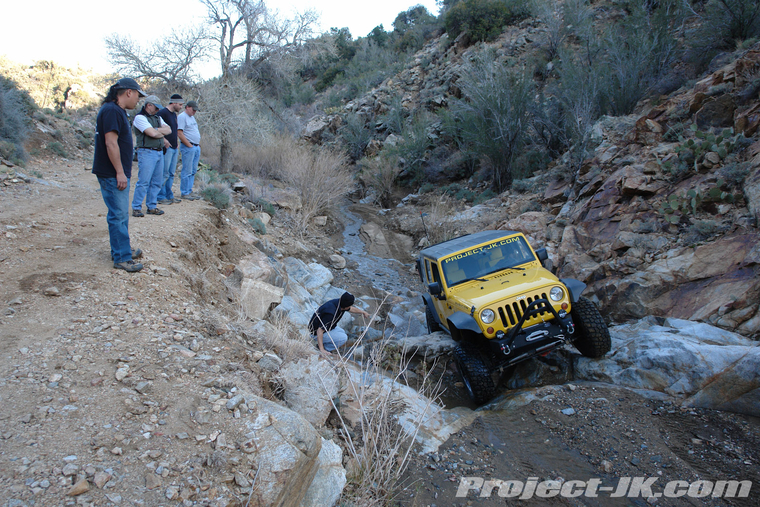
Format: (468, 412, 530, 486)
(441, 236, 536, 287)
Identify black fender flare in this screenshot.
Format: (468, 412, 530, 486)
(560, 278, 587, 303)
(447, 311, 482, 336)
(421, 294, 444, 328)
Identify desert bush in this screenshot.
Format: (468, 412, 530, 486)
(359, 154, 402, 207)
(48, 141, 67, 158)
(452, 49, 533, 191)
(601, 8, 679, 116)
(386, 113, 433, 185)
(687, 0, 760, 67)
(278, 140, 354, 235)
(339, 112, 372, 160)
(0, 76, 34, 164)
(248, 217, 267, 235)
(533, 0, 568, 61)
(201, 183, 232, 209)
(445, 0, 531, 44)
(427, 193, 459, 244)
(377, 95, 406, 135)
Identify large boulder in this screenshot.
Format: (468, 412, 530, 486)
(277, 356, 340, 427)
(359, 222, 414, 260)
(300, 439, 346, 507)
(574, 317, 760, 417)
(240, 279, 285, 320)
(240, 396, 323, 507)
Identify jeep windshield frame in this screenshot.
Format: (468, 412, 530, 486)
(441, 235, 537, 287)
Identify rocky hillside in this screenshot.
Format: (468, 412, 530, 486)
(303, 31, 760, 340)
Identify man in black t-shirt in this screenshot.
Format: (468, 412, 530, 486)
(308, 292, 370, 356)
(92, 77, 146, 272)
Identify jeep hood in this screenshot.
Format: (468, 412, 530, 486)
(448, 266, 562, 308)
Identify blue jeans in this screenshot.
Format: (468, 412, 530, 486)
(131, 149, 164, 210)
(180, 144, 201, 196)
(98, 177, 133, 263)
(157, 146, 178, 201)
(313, 327, 348, 351)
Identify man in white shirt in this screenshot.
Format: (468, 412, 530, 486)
(177, 100, 202, 200)
(131, 95, 172, 216)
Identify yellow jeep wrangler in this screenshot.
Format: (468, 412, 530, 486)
(417, 230, 610, 404)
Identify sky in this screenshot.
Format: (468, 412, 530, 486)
(1, 0, 439, 79)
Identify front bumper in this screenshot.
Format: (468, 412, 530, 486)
(486, 298, 575, 369)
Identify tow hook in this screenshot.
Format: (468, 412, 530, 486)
(500, 343, 511, 355)
(566, 322, 575, 335)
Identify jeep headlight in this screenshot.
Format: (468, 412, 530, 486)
(480, 309, 495, 324)
(550, 286, 565, 301)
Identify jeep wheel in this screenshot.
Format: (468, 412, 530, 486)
(426, 306, 442, 333)
(571, 297, 611, 358)
(454, 345, 496, 404)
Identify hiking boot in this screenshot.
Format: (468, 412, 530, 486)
(172, 197, 182, 203)
(182, 193, 201, 201)
(157, 199, 173, 205)
(113, 260, 143, 272)
(146, 208, 165, 215)
(111, 248, 142, 261)
(132, 209, 144, 217)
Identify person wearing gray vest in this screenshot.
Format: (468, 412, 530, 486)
(131, 95, 172, 217)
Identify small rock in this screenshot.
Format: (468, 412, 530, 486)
(115, 365, 130, 381)
(600, 460, 613, 473)
(66, 479, 89, 496)
(561, 408, 576, 416)
(110, 447, 123, 455)
(94, 471, 112, 488)
(165, 485, 179, 500)
(226, 394, 244, 411)
(234, 471, 251, 488)
(43, 287, 61, 297)
(145, 474, 162, 490)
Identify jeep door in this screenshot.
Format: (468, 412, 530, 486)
(424, 259, 448, 330)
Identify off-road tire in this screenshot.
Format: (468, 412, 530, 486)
(571, 297, 611, 358)
(426, 306, 443, 333)
(454, 345, 496, 404)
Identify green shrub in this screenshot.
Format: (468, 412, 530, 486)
(201, 185, 231, 209)
(445, 0, 530, 44)
(687, 0, 760, 68)
(339, 112, 372, 160)
(254, 198, 276, 215)
(451, 49, 533, 191)
(248, 217, 267, 235)
(48, 141, 67, 158)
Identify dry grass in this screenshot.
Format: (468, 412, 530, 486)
(358, 154, 403, 207)
(316, 303, 444, 506)
(427, 193, 458, 245)
(277, 140, 354, 236)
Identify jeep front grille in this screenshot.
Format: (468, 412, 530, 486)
(497, 292, 551, 328)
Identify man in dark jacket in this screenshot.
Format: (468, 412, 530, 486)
(156, 94, 184, 205)
(308, 292, 370, 356)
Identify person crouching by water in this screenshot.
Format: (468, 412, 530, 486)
(308, 292, 370, 357)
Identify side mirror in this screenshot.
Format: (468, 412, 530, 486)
(535, 248, 549, 262)
(428, 282, 443, 297)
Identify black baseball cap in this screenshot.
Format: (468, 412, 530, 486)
(113, 77, 147, 97)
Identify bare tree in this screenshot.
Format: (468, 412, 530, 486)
(198, 73, 274, 167)
(104, 26, 209, 87)
(201, 0, 319, 170)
